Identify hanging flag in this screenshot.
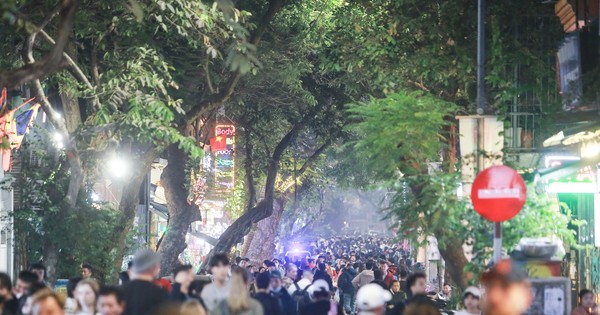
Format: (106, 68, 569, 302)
(11, 104, 40, 149)
(209, 135, 227, 152)
(0, 88, 6, 116)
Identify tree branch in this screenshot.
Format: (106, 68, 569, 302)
(0, 0, 80, 88)
(189, 231, 219, 246)
(297, 140, 331, 176)
(37, 29, 102, 111)
(182, 0, 287, 125)
(243, 129, 257, 209)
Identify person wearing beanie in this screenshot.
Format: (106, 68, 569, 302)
(122, 248, 167, 315)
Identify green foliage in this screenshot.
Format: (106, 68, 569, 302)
(320, 0, 562, 113)
(386, 171, 578, 280)
(462, 184, 579, 278)
(225, 180, 247, 220)
(12, 131, 123, 283)
(346, 91, 457, 179)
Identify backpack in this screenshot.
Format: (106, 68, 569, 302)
(291, 282, 311, 312)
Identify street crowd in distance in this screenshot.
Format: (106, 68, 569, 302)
(0, 236, 570, 315)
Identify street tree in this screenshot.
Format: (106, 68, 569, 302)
(346, 91, 577, 288)
(0, 0, 284, 278)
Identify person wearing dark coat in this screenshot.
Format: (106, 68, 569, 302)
(254, 272, 284, 315)
(299, 280, 334, 315)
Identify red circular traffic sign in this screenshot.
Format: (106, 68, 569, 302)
(471, 165, 526, 222)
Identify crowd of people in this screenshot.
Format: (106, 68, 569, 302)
(0, 237, 595, 315)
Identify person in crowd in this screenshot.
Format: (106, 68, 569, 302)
(122, 248, 168, 315)
(398, 269, 408, 296)
(154, 277, 172, 293)
(388, 280, 405, 309)
(325, 262, 337, 282)
(317, 256, 326, 265)
(263, 261, 277, 273)
(372, 269, 386, 289)
(384, 265, 396, 289)
(341, 262, 359, 315)
(313, 264, 333, 291)
(454, 286, 481, 315)
(270, 271, 295, 315)
(30, 288, 64, 315)
(170, 265, 195, 302)
(406, 272, 427, 300)
(440, 283, 452, 300)
(355, 283, 391, 315)
(572, 289, 596, 315)
(402, 295, 442, 315)
(28, 264, 47, 285)
(210, 268, 261, 315)
(64, 278, 82, 314)
(97, 287, 126, 315)
(299, 279, 333, 315)
(257, 267, 266, 274)
(480, 259, 532, 315)
(73, 279, 99, 315)
(0, 272, 17, 315)
(81, 264, 93, 280)
(20, 283, 47, 315)
(202, 253, 231, 312)
(181, 300, 207, 315)
(253, 272, 282, 315)
(119, 262, 132, 285)
(272, 259, 284, 275)
(238, 258, 250, 270)
(282, 264, 298, 291)
(378, 260, 388, 276)
(352, 261, 374, 291)
(13, 271, 37, 302)
(288, 267, 312, 296)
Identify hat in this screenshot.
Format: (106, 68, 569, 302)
(309, 279, 331, 295)
(270, 270, 283, 279)
(356, 283, 392, 311)
(463, 286, 481, 298)
(480, 259, 527, 285)
(132, 248, 160, 274)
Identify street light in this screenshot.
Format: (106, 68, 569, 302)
(107, 155, 130, 179)
(52, 132, 64, 149)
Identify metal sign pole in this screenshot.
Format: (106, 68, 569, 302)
(493, 221, 502, 262)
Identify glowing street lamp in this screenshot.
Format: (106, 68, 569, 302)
(107, 155, 130, 179)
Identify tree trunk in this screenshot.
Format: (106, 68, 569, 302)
(157, 144, 200, 276)
(437, 239, 468, 290)
(247, 197, 285, 261)
(201, 124, 302, 268)
(240, 228, 255, 258)
(42, 242, 58, 284)
(111, 148, 157, 276)
(201, 201, 272, 268)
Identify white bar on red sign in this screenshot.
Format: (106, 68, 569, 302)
(477, 188, 521, 199)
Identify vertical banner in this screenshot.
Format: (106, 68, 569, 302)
(214, 125, 235, 196)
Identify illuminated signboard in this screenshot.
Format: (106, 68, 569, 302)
(214, 125, 235, 196)
(545, 156, 600, 193)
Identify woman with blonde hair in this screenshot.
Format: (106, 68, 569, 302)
(210, 268, 263, 315)
(73, 279, 99, 315)
(31, 288, 65, 315)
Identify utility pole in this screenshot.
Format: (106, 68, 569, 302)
(476, 0, 501, 263)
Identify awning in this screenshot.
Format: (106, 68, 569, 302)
(543, 121, 600, 147)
